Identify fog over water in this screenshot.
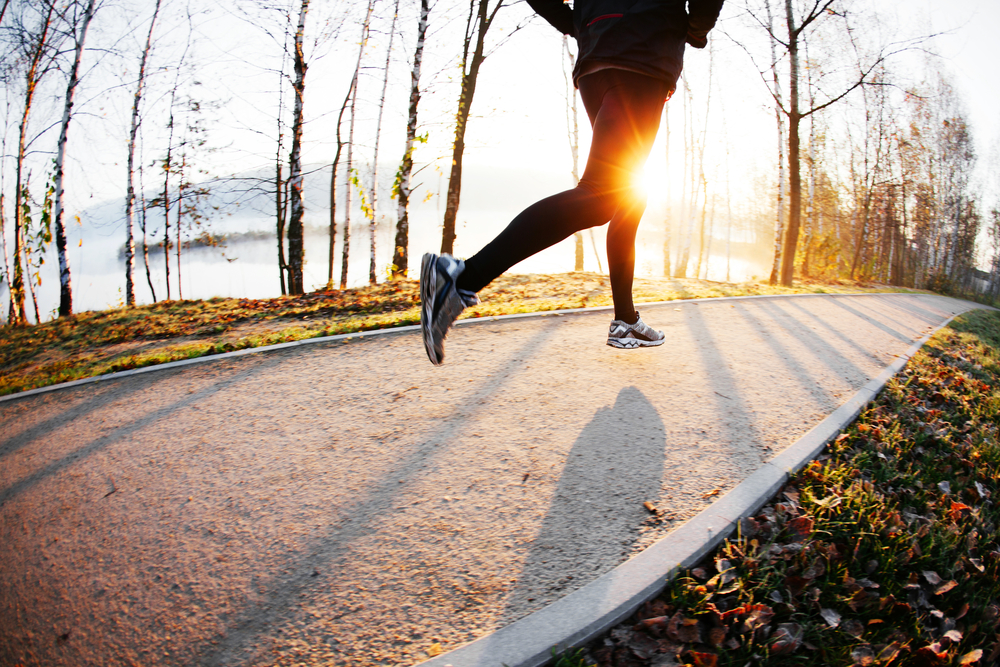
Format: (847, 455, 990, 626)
(17, 161, 769, 319)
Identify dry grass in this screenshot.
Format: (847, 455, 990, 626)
(0, 273, 919, 397)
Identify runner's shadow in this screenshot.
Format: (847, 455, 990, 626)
(500, 385, 665, 623)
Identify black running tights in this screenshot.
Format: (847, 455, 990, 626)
(456, 68, 669, 323)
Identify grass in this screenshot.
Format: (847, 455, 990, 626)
(0, 272, 918, 398)
(561, 308, 1000, 666)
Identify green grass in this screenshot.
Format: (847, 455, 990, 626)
(0, 273, 921, 397)
(564, 309, 1000, 666)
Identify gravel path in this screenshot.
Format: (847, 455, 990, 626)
(0, 293, 979, 666)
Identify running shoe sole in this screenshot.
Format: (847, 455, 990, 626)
(420, 253, 442, 365)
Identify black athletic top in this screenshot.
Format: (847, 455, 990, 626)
(527, 0, 724, 90)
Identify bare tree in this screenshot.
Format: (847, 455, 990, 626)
(124, 0, 162, 305)
(51, 0, 98, 317)
(285, 0, 309, 294)
(365, 0, 400, 284)
(391, 0, 430, 280)
(743, 0, 906, 286)
(9, 0, 58, 324)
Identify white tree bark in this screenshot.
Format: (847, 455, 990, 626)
(125, 0, 162, 306)
(53, 0, 98, 317)
(369, 0, 400, 284)
(391, 0, 429, 279)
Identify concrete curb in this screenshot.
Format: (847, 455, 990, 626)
(414, 312, 962, 667)
(0, 291, 913, 406)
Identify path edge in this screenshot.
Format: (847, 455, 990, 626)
(413, 312, 961, 667)
(0, 291, 919, 405)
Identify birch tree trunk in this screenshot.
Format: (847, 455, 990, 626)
(125, 0, 161, 305)
(369, 0, 400, 284)
(765, 0, 785, 286)
(276, 41, 288, 295)
(286, 0, 310, 295)
(52, 0, 97, 317)
(329, 76, 354, 287)
(391, 0, 429, 279)
(139, 161, 156, 301)
(11, 0, 55, 324)
(341, 0, 375, 289)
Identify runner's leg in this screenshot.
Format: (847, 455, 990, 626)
(457, 69, 667, 297)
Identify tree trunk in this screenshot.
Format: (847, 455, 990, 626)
(286, 0, 310, 295)
(139, 162, 156, 302)
(11, 1, 55, 324)
(392, 0, 429, 279)
(275, 58, 288, 295)
(778, 0, 801, 287)
(766, 0, 785, 285)
(341, 0, 375, 290)
(440, 0, 503, 255)
(52, 0, 97, 317)
(369, 0, 400, 284)
(125, 0, 161, 306)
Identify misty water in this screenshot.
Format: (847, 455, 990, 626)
(7, 163, 768, 321)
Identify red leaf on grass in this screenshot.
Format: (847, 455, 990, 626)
(786, 516, 814, 542)
(770, 623, 803, 656)
(949, 502, 972, 522)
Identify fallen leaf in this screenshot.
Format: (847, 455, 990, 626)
(878, 642, 903, 663)
(842, 619, 864, 638)
(939, 481, 952, 494)
(426, 643, 443, 657)
(688, 651, 718, 667)
(923, 570, 943, 586)
(819, 607, 841, 628)
(786, 516, 814, 541)
(944, 629, 963, 643)
(628, 632, 661, 659)
(770, 623, 803, 656)
(708, 626, 726, 648)
(935, 580, 958, 595)
(677, 617, 702, 643)
(851, 644, 876, 666)
(702, 489, 721, 499)
(959, 649, 983, 665)
(949, 502, 972, 522)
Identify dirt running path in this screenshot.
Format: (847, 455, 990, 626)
(0, 293, 981, 666)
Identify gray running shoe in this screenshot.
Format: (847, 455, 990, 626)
(420, 253, 480, 365)
(607, 311, 665, 349)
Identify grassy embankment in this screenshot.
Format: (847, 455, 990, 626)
(556, 308, 1000, 667)
(1, 273, 916, 397)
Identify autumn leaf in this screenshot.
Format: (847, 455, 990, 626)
(786, 516, 814, 541)
(851, 644, 875, 666)
(770, 622, 803, 656)
(686, 651, 718, 667)
(819, 607, 842, 628)
(949, 501, 972, 521)
(935, 580, 958, 595)
(922, 570, 943, 585)
(959, 649, 983, 665)
(426, 643, 443, 657)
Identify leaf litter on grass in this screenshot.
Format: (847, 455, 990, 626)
(560, 309, 1000, 667)
(1, 274, 903, 397)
